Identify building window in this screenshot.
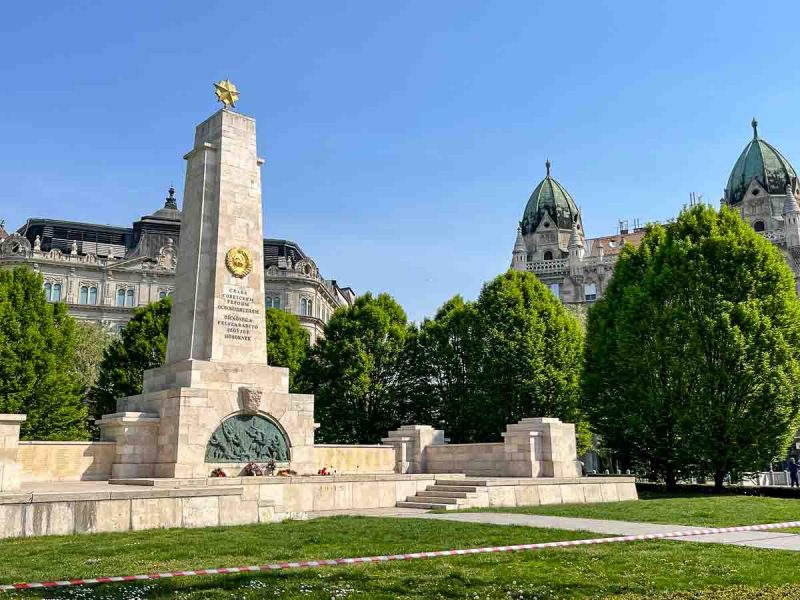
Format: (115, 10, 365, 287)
(549, 283, 560, 299)
(52, 283, 62, 302)
(543, 251, 553, 261)
(300, 298, 307, 316)
(79, 286, 88, 305)
(265, 297, 273, 309)
(126, 289, 135, 307)
(753, 220, 765, 232)
(308, 300, 313, 317)
(89, 287, 98, 305)
(116, 289, 125, 307)
(44, 283, 52, 301)
(158, 291, 167, 300)
(273, 297, 280, 309)
(585, 282, 598, 302)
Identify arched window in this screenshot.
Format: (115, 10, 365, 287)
(89, 287, 98, 305)
(44, 283, 52, 301)
(52, 283, 62, 302)
(300, 298, 308, 316)
(549, 283, 560, 298)
(116, 289, 125, 307)
(308, 300, 313, 317)
(79, 286, 88, 305)
(265, 297, 273, 309)
(126, 289, 135, 307)
(273, 297, 281, 309)
(543, 251, 553, 261)
(753, 220, 765, 232)
(585, 282, 598, 302)
(158, 291, 167, 300)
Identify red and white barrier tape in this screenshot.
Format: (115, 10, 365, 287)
(3, 520, 800, 592)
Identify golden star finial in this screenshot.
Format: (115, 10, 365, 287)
(214, 79, 240, 109)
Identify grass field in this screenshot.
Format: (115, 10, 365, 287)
(3, 496, 800, 599)
(454, 490, 800, 528)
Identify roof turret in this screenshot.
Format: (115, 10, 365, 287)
(520, 160, 579, 234)
(513, 226, 527, 254)
(726, 119, 797, 204)
(784, 182, 800, 216)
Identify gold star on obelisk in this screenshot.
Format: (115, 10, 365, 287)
(214, 79, 240, 109)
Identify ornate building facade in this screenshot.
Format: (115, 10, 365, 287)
(512, 120, 800, 310)
(0, 188, 355, 343)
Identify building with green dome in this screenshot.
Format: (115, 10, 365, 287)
(512, 119, 800, 308)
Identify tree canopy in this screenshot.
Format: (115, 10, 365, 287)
(266, 307, 310, 391)
(91, 296, 172, 418)
(407, 272, 586, 447)
(0, 267, 88, 440)
(583, 205, 800, 490)
(298, 292, 411, 443)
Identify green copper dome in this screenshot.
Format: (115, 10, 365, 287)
(726, 118, 797, 204)
(520, 160, 579, 235)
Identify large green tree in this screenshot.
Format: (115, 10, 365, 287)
(91, 296, 172, 418)
(265, 307, 310, 391)
(406, 273, 587, 448)
(584, 205, 800, 490)
(473, 271, 585, 443)
(298, 292, 410, 443)
(0, 267, 88, 440)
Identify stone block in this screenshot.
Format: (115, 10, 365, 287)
(514, 484, 541, 507)
(182, 496, 220, 528)
(487, 486, 516, 507)
(582, 483, 604, 504)
(538, 484, 563, 505)
(599, 482, 620, 502)
(130, 498, 182, 530)
(616, 481, 638, 501)
(219, 495, 258, 526)
(0, 504, 24, 538)
(24, 502, 74, 536)
(559, 483, 585, 505)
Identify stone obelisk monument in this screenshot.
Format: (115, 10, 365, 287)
(100, 82, 316, 478)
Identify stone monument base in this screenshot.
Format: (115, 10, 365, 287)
(99, 359, 316, 479)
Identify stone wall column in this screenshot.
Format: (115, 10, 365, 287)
(382, 425, 445, 474)
(0, 414, 26, 491)
(503, 417, 580, 478)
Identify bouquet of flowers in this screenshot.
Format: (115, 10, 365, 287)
(242, 462, 264, 476)
(210, 467, 227, 478)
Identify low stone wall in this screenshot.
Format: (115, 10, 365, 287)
(0, 474, 443, 538)
(314, 445, 395, 474)
(425, 443, 506, 476)
(18, 442, 116, 482)
(463, 477, 638, 508)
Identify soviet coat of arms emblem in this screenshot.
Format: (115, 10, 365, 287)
(225, 247, 253, 278)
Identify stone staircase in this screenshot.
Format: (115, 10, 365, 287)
(396, 479, 487, 510)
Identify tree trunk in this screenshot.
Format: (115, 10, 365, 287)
(665, 466, 677, 492)
(713, 470, 725, 493)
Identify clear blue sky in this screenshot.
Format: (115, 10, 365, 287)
(2, 1, 799, 322)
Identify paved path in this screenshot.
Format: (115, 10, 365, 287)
(413, 512, 800, 551)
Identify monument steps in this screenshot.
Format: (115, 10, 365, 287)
(417, 489, 477, 499)
(398, 480, 488, 510)
(395, 500, 460, 510)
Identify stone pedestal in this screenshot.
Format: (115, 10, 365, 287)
(383, 425, 445, 474)
(100, 107, 317, 479)
(0, 414, 26, 491)
(503, 417, 579, 477)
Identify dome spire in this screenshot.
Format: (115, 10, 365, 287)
(164, 185, 178, 210)
(545, 159, 551, 177)
(752, 117, 759, 139)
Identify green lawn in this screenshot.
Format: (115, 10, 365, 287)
(455, 490, 800, 528)
(2, 512, 800, 599)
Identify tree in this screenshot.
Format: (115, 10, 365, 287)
(72, 320, 112, 401)
(405, 295, 483, 441)
(265, 308, 310, 391)
(472, 271, 586, 444)
(298, 292, 410, 443)
(583, 205, 800, 491)
(0, 267, 88, 440)
(92, 297, 171, 418)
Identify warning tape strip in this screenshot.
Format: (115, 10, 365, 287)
(3, 520, 800, 592)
